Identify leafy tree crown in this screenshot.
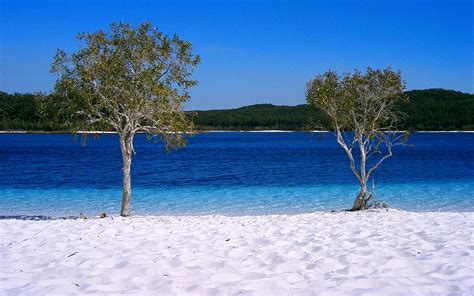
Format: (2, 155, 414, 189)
(48, 21, 200, 149)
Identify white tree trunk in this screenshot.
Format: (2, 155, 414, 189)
(352, 182, 367, 211)
(119, 134, 133, 217)
(352, 138, 368, 211)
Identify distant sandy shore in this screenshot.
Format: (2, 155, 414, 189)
(1, 210, 472, 295)
(1, 130, 474, 134)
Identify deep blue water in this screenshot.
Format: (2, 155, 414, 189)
(0, 132, 473, 216)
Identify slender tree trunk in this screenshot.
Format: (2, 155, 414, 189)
(352, 182, 367, 211)
(351, 138, 368, 211)
(119, 134, 133, 217)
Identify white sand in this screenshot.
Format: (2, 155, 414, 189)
(1, 210, 473, 295)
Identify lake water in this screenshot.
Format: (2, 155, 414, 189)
(0, 132, 473, 217)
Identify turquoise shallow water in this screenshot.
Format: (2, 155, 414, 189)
(0, 132, 473, 216)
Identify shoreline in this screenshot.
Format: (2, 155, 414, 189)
(1, 130, 474, 134)
(2, 210, 472, 294)
(2, 208, 474, 221)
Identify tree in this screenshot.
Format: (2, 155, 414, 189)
(306, 67, 408, 211)
(47, 22, 200, 216)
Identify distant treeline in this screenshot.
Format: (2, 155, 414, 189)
(194, 89, 474, 131)
(1, 89, 473, 131)
(0, 92, 46, 130)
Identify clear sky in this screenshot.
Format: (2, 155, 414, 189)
(0, 0, 472, 109)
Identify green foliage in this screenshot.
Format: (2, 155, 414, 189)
(42, 21, 200, 149)
(193, 104, 330, 131)
(194, 89, 473, 131)
(1, 89, 473, 132)
(0, 91, 66, 131)
(305, 67, 407, 132)
(0, 92, 36, 130)
(400, 89, 474, 130)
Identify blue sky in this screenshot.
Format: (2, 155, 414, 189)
(0, 0, 472, 109)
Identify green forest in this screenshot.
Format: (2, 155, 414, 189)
(1, 88, 473, 131)
(194, 89, 474, 131)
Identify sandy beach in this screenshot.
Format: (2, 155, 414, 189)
(1, 210, 473, 295)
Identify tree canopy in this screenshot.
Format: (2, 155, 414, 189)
(44, 21, 200, 149)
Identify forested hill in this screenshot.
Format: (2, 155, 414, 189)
(193, 89, 474, 131)
(1, 89, 473, 131)
(193, 104, 329, 131)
